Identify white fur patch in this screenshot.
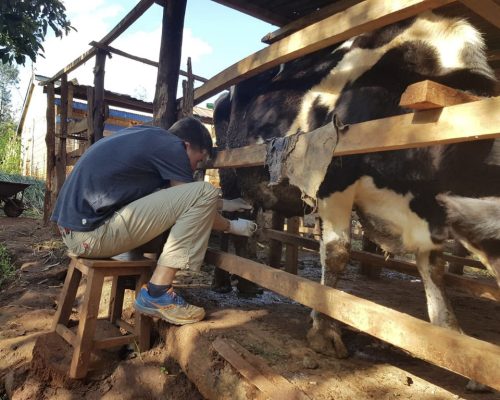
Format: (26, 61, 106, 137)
(354, 176, 439, 253)
(285, 11, 487, 136)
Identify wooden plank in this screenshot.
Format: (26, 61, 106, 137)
(205, 143, 267, 169)
(56, 74, 68, 195)
(213, 338, 310, 400)
(89, 41, 208, 83)
(206, 96, 500, 169)
(205, 249, 500, 390)
(269, 212, 285, 268)
(441, 253, 485, 270)
(74, 257, 155, 268)
(460, 0, 500, 29)
(193, 0, 454, 104)
(67, 82, 74, 118)
(116, 318, 136, 334)
(52, 259, 82, 330)
(66, 147, 85, 166)
(264, 230, 500, 301)
(261, 0, 362, 44)
(180, 56, 194, 117)
(55, 323, 76, 346)
(443, 273, 500, 302)
(109, 276, 125, 323)
(210, 0, 290, 26)
(93, 334, 136, 350)
(86, 86, 95, 146)
(400, 80, 481, 110)
(135, 271, 152, 352)
(226, 339, 311, 400)
(45, 0, 155, 84)
(68, 119, 88, 136)
(43, 82, 56, 225)
(266, 228, 319, 251)
(285, 217, 300, 274)
(93, 49, 107, 142)
(70, 269, 105, 378)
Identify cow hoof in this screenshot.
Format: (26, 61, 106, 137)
(466, 380, 491, 392)
(306, 328, 349, 359)
(236, 279, 263, 298)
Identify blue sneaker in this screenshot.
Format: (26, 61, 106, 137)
(134, 286, 205, 325)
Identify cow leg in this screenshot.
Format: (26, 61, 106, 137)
(234, 235, 263, 297)
(212, 232, 232, 293)
(417, 250, 492, 391)
(416, 250, 460, 331)
(307, 191, 354, 358)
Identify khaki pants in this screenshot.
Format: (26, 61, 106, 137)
(61, 181, 220, 271)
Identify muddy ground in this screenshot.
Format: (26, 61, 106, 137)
(0, 215, 499, 399)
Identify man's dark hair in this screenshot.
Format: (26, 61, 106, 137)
(169, 117, 213, 157)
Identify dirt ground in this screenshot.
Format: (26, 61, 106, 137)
(0, 215, 499, 400)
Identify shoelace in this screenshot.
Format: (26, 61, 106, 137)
(166, 288, 187, 305)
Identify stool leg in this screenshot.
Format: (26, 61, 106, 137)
(108, 276, 126, 323)
(70, 269, 104, 379)
(135, 272, 151, 352)
(52, 259, 82, 331)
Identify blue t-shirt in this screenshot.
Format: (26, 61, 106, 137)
(51, 125, 194, 231)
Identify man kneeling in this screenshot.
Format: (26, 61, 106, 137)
(51, 117, 256, 325)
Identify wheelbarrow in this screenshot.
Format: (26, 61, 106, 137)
(0, 180, 32, 217)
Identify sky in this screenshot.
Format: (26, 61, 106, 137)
(13, 0, 276, 115)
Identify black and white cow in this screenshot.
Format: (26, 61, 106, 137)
(215, 11, 499, 366)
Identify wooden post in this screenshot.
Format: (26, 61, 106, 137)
(180, 57, 194, 118)
(153, 0, 187, 129)
(359, 235, 382, 279)
(447, 241, 467, 275)
(43, 82, 56, 225)
(285, 217, 300, 274)
(93, 49, 107, 142)
(56, 74, 68, 195)
(268, 212, 284, 268)
(85, 87, 94, 151)
(205, 249, 500, 390)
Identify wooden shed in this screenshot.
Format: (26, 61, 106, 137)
(39, 0, 500, 397)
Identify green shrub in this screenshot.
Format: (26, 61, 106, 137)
(0, 244, 15, 287)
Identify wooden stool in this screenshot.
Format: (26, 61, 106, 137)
(52, 255, 156, 379)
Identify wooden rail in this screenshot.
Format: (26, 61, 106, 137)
(194, 0, 454, 104)
(89, 41, 208, 83)
(44, 0, 156, 84)
(205, 249, 500, 390)
(206, 96, 500, 169)
(265, 229, 500, 302)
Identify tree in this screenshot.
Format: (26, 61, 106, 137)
(0, 63, 20, 173)
(0, 63, 19, 122)
(0, 0, 74, 65)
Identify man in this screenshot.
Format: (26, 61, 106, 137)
(51, 117, 256, 325)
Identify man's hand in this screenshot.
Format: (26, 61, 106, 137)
(226, 218, 258, 237)
(221, 198, 253, 212)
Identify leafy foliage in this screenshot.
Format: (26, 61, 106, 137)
(0, 63, 19, 122)
(0, 63, 20, 172)
(0, 122, 21, 173)
(0, 243, 15, 288)
(0, 0, 74, 65)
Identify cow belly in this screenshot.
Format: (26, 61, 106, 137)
(354, 176, 440, 254)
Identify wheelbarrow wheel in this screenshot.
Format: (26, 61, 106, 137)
(4, 198, 24, 217)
